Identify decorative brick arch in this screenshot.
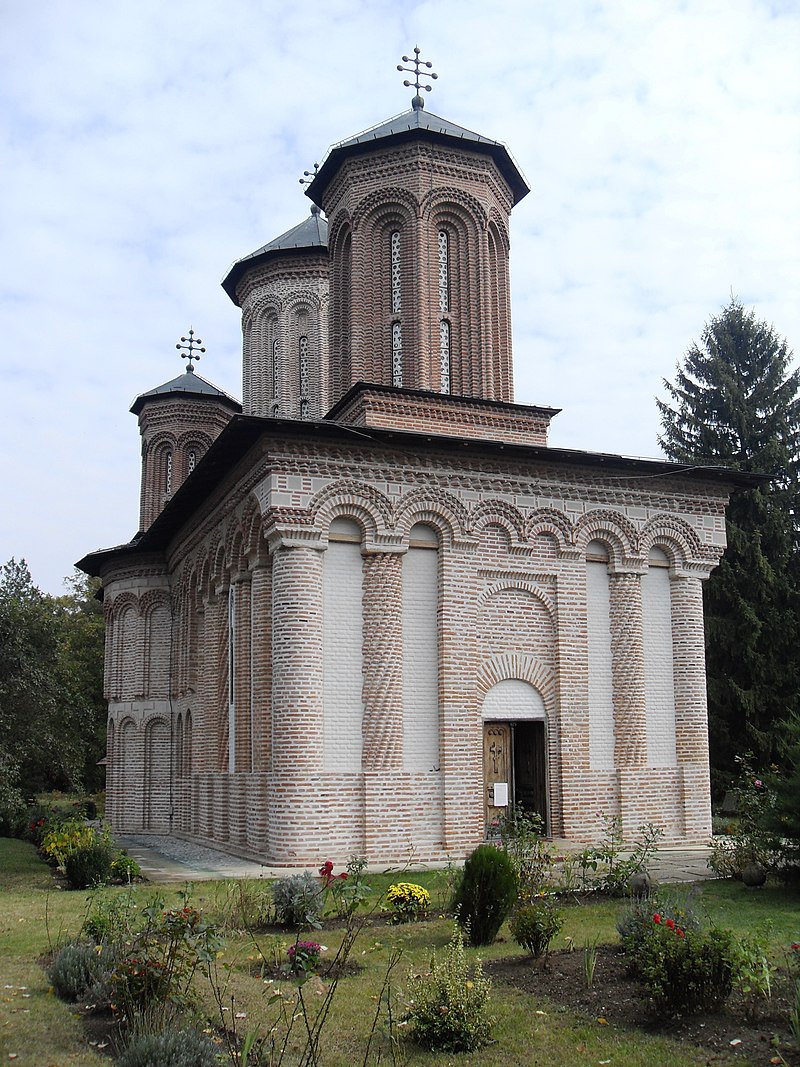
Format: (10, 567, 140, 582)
(470, 498, 527, 545)
(240, 495, 265, 562)
(640, 515, 703, 567)
(575, 509, 640, 564)
(423, 187, 489, 231)
(310, 480, 394, 541)
(526, 507, 576, 552)
(352, 186, 421, 230)
(478, 579, 557, 621)
(394, 486, 469, 546)
(477, 652, 557, 709)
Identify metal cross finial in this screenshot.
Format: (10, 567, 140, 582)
(299, 162, 319, 187)
(176, 327, 205, 372)
(397, 46, 437, 110)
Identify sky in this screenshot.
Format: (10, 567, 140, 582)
(1, 0, 798, 596)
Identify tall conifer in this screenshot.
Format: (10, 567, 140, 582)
(657, 299, 800, 775)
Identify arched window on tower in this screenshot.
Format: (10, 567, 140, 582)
(299, 334, 309, 418)
(438, 230, 452, 394)
(390, 230, 403, 387)
(165, 450, 173, 495)
(187, 449, 196, 475)
(271, 337, 280, 416)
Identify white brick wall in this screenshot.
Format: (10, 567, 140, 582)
(481, 678, 545, 719)
(642, 562, 677, 766)
(403, 546, 439, 772)
(586, 560, 615, 770)
(323, 540, 364, 771)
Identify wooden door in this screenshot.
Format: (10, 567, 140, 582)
(513, 720, 548, 833)
(483, 723, 511, 834)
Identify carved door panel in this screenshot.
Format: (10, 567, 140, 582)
(483, 723, 511, 833)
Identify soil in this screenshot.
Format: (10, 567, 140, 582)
(486, 944, 799, 1067)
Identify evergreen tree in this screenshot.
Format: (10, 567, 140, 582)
(0, 560, 105, 807)
(657, 299, 800, 776)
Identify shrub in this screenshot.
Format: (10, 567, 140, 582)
(111, 852, 142, 882)
(405, 926, 493, 1052)
(510, 898, 563, 960)
(41, 817, 96, 866)
(628, 913, 736, 1014)
(65, 841, 114, 889)
(497, 807, 556, 903)
(48, 941, 114, 1003)
(117, 1026, 219, 1067)
(574, 816, 663, 896)
(617, 888, 700, 955)
(452, 844, 517, 946)
(110, 898, 222, 1020)
(386, 882, 431, 923)
(272, 871, 323, 927)
(287, 939, 322, 976)
(82, 887, 139, 944)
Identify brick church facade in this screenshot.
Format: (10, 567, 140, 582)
(79, 89, 746, 864)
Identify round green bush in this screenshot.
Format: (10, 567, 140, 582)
(272, 871, 323, 927)
(452, 844, 518, 946)
(117, 1027, 219, 1067)
(510, 898, 563, 959)
(64, 842, 114, 889)
(48, 941, 113, 1002)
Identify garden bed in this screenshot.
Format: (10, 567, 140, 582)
(488, 943, 799, 1066)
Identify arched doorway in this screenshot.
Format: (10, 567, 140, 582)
(481, 679, 548, 834)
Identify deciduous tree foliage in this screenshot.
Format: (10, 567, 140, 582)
(657, 299, 800, 776)
(0, 560, 105, 808)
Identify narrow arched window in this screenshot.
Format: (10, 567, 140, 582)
(187, 450, 196, 474)
(437, 230, 449, 312)
(271, 337, 280, 415)
(439, 320, 451, 394)
(391, 230, 402, 313)
(390, 230, 403, 387)
(165, 451, 173, 494)
(299, 334, 309, 418)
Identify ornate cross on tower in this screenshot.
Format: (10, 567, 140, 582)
(299, 162, 319, 187)
(176, 328, 206, 372)
(397, 46, 437, 110)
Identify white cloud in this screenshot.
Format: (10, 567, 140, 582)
(0, 0, 798, 592)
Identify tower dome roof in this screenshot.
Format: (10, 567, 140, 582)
(306, 107, 529, 207)
(130, 367, 241, 416)
(222, 207, 328, 303)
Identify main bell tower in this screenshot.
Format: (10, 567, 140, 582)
(305, 48, 529, 407)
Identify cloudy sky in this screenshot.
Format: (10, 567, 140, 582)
(1, 0, 798, 595)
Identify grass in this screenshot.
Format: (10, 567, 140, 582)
(1, 837, 797, 1066)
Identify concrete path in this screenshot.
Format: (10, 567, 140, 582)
(115, 833, 716, 886)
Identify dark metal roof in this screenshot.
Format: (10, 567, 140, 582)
(221, 209, 328, 304)
(325, 381, 561, 422)
(130, 368, 242, 416)
(77, 388, 764, 579)
(306, 107, 530, 207)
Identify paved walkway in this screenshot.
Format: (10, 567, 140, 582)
(115, 833, 716, 885)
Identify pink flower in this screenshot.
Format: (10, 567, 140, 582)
(754, 779, 763, 788)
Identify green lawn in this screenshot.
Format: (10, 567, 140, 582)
(1, 838, 797, 1066)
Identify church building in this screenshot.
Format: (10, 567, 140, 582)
(79, 57, 747, 864)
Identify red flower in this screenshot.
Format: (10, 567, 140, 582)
(319, 861, 334, 877)
(339, 872, 348, 880)
(677, 928, 685, 938)
(665, 918, 675, 929)
(653, 913, 662, 924)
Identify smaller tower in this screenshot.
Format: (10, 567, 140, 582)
(131, 330, 241, 532)
(222, 206, 329, 419)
